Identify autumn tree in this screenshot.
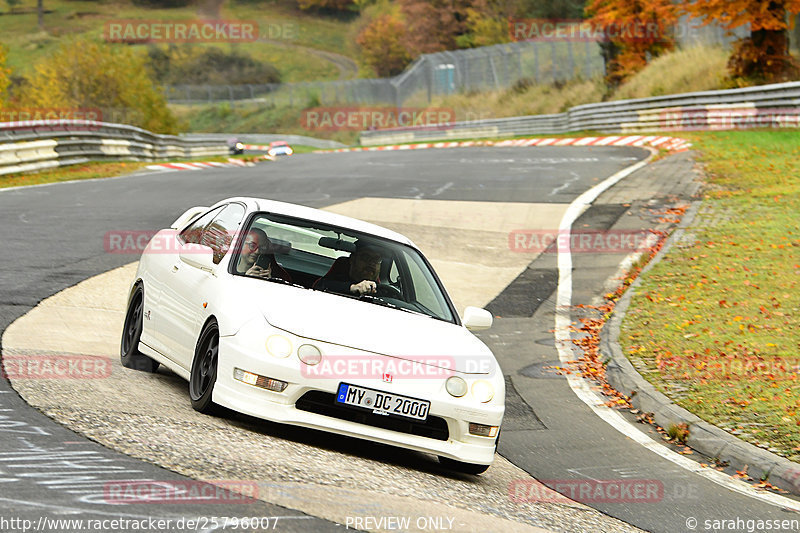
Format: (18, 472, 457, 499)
(682, 0, 800, 81)
(356, 0, 527, 74)
(0, 43, 10, 108)
(356, 13, 411, 76)
(458, 0, 519, 48)
(585, 0, 678, 86)
(20, 39, 179, 134)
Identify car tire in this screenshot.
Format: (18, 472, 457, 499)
(190, 319, 221, 414)
(120, 283, 159, 373)
(437, 456, 491, 475)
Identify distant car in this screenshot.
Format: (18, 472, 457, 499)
(121, 197, 504, 474)
(228, 138, 244, 155)
(267, 141, 293, 157)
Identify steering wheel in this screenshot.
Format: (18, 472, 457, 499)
(375, 283, 403, 299)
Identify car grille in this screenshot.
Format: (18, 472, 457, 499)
(295, 391, 449, 442)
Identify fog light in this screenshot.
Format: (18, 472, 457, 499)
(234, 368, 287, 392)
(446, 376, 468, 397)
(233, 368, 258, 385)
(471, 380, 494, 403)
(297, 344, 322, 366)
(468, 423, 499, 438)
(266, 335, 292, 358)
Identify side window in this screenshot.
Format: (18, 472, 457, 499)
(179, 206, 223, 245)
(405, 254, 446, 317)
(202, 203, 246, 264)
(389, 261, 400, 284)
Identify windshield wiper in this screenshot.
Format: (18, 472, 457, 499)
(358, 294, 399, 309)
(358, 295, 435, 319)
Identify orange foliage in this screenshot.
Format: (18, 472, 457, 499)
(0, 44, 9, 108)
(681, 0, 800, 80)
(356, 14, 412, 77)
(585, 0, 678, 86)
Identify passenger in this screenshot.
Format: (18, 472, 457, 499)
(236, 228, 291, 281)
(313, 240, 383, 296)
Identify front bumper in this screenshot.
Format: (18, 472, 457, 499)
(213, 335, 504, 466)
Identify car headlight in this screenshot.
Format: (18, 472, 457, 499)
(471, 380, 494, 403)
(297, 344, 322, 366)
(266, 335, 292, 358)
(235, 142, 244, 151)
(445, 376, 468, 397)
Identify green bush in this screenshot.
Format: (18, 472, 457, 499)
(20, 39, 181, 134)
(148, 46, 281, 86)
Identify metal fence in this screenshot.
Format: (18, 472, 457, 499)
(359, 81, 800, 145)
(166, 40, 606, 107)
(164, 14, 798, 109)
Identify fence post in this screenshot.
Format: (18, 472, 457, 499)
(427, 57, 433, 103)
(488, 53, 499, 89)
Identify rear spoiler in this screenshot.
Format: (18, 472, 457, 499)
(170, 206, 209, 230)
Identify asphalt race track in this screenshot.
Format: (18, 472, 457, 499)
(1, 146, 799, 533)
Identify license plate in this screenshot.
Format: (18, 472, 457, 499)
(336, 383, 430, 421)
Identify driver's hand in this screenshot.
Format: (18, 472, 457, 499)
(350, 280, 377, 295)
(246, 265, 272, 278)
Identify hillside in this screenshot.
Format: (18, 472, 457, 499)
(175, 44, 742, 142)
(0, 0, 358, 82)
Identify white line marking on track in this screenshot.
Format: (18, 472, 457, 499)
(554, 152, 800, 511)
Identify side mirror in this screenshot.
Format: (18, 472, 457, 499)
(462, 306, 493, 331)
(180, 243, 216, 273)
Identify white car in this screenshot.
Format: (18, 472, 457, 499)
(267, 141, 293, 157)
(121, 197, 504, 474)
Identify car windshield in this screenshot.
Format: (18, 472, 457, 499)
(232, 212, 457, 323)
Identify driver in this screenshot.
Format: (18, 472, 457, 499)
(235, 228, 291, 282)
(313, 240, 383, 296)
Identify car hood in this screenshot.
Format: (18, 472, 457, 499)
(256, 287, 493, 373)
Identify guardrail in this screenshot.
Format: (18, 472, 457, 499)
(359, 81, 800, 146)
(0, 120, 228, 177)
(183, 133, 345, 150)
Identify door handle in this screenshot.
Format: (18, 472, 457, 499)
(172, 264, 180, 272)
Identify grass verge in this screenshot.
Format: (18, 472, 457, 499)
(620, 130, 800, 462)
(0, 148, 319, 189)
(0, 161, 150, 189)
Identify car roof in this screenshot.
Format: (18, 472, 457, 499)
(214, 197, 416, 247)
